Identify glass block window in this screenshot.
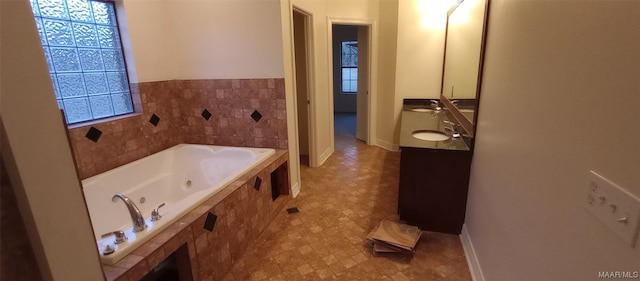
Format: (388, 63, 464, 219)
(341, 41, 358, 94)
(29, 0, 134, 124)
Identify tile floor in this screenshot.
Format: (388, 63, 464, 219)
(220, 118, 472, 281)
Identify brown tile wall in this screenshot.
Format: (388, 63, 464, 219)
(68, 82, 183, 179)
(103, 151, 290, 281)
(68, 78, 287, 179)
(177, 79, 288, 150)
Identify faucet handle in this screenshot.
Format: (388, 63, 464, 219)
(443, 120, 461, 138)
(431, 100, 442, 111)
(443, 120, 458, 127)
(101, 230, 127, 244)
(151, 203, 165, 221)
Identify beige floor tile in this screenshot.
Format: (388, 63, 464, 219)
(222, 128, 472, 280)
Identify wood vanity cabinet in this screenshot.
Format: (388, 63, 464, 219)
(398, 146, 472, 234)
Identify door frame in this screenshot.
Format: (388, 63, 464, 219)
(326, 17, 378, 150)
(292, 7, 318, 167)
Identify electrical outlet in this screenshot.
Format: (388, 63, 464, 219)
(585, 171, 640, 247)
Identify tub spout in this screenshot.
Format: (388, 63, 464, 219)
(111, 193, 147, 232)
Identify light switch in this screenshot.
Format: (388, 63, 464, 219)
(585, 171, 640, 247)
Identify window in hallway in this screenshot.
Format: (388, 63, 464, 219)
(340, 40, 358, 94)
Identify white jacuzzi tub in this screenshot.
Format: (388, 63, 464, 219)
(81, 144, 275, 265)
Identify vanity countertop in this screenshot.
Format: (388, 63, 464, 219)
(402, 99, 439, 112)
(399, 105, 470, 151)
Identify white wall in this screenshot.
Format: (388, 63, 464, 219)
(123, 0, 285, 82)
(120, 0, 172, 82)
(395, 0, 447, 99)
(392, 0, 449, 146)
(374, 0, 399, 150)
(166, 0, 284, 79)
(466, 1, 640, 280)
(0, 0, 105, 279)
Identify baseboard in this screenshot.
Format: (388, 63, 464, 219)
(460, 224, 486, 281)
(375, 138, 399, 152)
(316, 147, 332, 167)
(290, 182, 300, 198)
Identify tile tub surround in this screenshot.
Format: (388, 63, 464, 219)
(68, 81, 182, 179)
(102, 150, 290, 281)
(68, 78, 287, 179)
(177, 79, 288, 150)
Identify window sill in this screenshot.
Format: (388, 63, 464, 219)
(67, 112, 142, 130)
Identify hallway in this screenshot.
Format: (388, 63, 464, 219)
(334, 112, 359, 151)
(223, 126, 472, 280)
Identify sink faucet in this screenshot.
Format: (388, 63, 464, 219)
(443, 120, 461, 138)
(112, 193, 147, 232)
(430, 100, 442, 111)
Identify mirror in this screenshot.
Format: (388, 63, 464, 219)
(440, 0, 489, 135)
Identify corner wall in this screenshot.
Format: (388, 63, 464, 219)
(0, 0, 105, 279)
(0, 160, 43, 281)
(466, 1, 640, 280)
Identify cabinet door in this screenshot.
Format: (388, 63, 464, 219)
(398, 147, 471, 234)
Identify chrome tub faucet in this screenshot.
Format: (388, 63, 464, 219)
(112, 193, 147, 232)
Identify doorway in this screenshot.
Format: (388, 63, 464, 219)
(293, 9, 312, 167)
(332, 24, 370, 151)
(291, 13, 377, 168)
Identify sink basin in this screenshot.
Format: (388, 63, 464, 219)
(411, 130, 450, 141)
(411, 108, 434, 112)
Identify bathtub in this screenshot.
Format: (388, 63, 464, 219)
(81, 144, 275, 265)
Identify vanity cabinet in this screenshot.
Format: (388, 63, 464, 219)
(398, 100, 473, 235)
(398, 146, 472, 235)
